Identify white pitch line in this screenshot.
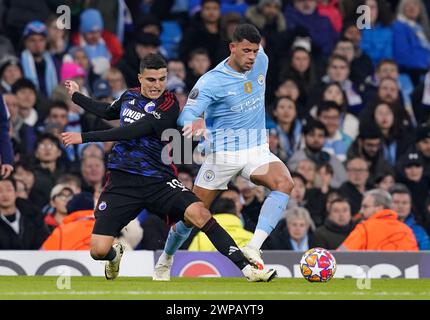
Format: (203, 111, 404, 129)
(1, 291, 430, 296)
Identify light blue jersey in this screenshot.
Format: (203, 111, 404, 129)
(178, 47, 268, 152)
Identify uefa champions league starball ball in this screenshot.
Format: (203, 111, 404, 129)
(300, 247, 337, 282)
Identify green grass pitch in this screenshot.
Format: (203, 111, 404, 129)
(0, 277, 429, 300)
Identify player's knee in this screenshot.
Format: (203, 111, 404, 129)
(90, 240, 110, 260)
(90, 247, 108, 260)
(273, 174, 294, 194)
(184, 202, 211, 229)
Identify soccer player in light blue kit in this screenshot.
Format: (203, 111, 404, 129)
(153, 24, 294, 280)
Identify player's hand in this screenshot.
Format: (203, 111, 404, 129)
(64, 80, 80, 97)
(61, 132, 83, 147)
(182, 118, 207, 139)
(1, 164, 14, 178)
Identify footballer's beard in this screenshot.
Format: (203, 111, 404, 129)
(306, 144, 323, 154)
(242, 61, 255, 72)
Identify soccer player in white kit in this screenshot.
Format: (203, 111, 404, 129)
(153, 24, 294, 280)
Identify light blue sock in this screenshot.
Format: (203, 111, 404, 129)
(255, 191, 289, 234)
(164, 220, 194, 255)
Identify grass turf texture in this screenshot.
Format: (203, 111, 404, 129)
(0, 277, 429, 300)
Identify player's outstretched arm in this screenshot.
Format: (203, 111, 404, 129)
(177, 79, 214, 138)
(62, 119, 153, 145)
(177, 105, 202, 126)
(62, 102, 179, 144)
(65, 80, 121, 120)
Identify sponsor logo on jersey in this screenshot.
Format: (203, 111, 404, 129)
(123, 108, 145, 122)
(230, 93, 265, 113)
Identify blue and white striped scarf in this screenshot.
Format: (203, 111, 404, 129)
(20, 49, 58, 97)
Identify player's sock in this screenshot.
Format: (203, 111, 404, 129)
(249, 191, 289, 249)
(163, 220, 194, 256)
(93, 247, 117, 261)
(201, 217, 249, 270)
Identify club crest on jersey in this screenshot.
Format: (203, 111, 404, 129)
(98, 201, 107, 211)
(203, 170, 215, 182)
(144, 101, 156, 113)
(257, 74, 265, 85)
(244, 82, 252, 93)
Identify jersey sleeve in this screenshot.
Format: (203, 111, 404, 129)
(72, 92, 123, 120)
(177, 75, 215, 126)
(340, 223, 366, 250)
(81, 93, 179, 143)
(257, 44, 269, 71)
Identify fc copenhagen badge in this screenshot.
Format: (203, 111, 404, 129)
(203, 170, 215, 182)
(244, 82, 253, 93)
(98, 201, 107, 211)
(257, 74, 265, 85)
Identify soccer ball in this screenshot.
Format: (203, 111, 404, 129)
(300, 247, 336, 282)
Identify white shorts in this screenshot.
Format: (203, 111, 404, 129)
(194, 143, 282, 190)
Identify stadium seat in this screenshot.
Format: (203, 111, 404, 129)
(160, 21, 183, 59)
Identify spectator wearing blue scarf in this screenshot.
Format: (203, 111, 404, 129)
(20, 21, 58, 98)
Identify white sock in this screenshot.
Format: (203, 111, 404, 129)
(158, 251, 172, 264)
(241, 264, 252, 272)
(248, 229, 269, 250)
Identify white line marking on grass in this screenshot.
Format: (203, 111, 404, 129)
(1, 291, 430, 296)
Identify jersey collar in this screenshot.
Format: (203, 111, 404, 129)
(222, 58, 251, 79)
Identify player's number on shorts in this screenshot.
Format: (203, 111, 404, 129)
(166, 179, 188, 192)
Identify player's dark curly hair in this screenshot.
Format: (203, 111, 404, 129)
(231, 23, 261, 44)
(139, 53, 167, 72)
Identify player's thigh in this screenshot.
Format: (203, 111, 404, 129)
(93, 171, 146, 238)
(243, 148, 293, 192)
(144, 176, 203, 224)
(192, 185, 220, 209)
(194, 154, 243, 191)
(250, 161, 293, 192)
